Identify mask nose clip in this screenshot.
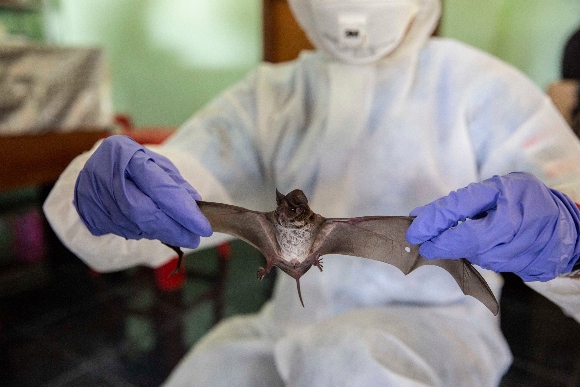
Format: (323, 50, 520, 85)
(338, 15, 368, 49)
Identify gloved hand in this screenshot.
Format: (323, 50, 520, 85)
(406, 172, 580, 281)
(74, 135, 212, 248)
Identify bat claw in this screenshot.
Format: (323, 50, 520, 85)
(166, 245, 184, 277)
(314, 257, 323, 272)
(257, 267, 269, 281)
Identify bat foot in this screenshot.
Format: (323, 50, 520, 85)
(257, 267, 270, 281)
(313, 257, 323, 272)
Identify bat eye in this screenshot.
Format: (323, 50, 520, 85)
(290, 207, 296, 212)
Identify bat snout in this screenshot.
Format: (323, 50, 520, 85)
(277, 210, 287, 221)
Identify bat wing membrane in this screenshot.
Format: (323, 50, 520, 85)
(311, 216, 498, 315)
(197, 201, 280, 259)
(311, 216, 422, 272)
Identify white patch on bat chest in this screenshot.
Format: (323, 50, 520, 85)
(275, 222, 316, 263)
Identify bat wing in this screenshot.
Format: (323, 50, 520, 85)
(197, 201, 281, 259)
(310, 216, 499, 315)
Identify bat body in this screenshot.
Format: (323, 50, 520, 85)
(168, 189, 499, 315)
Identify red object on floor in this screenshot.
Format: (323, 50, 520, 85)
(217, 242, 232, 259)
(154, 257, 185, 291)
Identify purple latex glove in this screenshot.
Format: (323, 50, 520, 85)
(406, 172, 580, 281)
(74, 135, 212, 248)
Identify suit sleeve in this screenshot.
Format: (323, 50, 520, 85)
(163, 69, 274, 212)
(462, 48, 580, 200)
(42, 143, 233, 272)
(42, 70, 267, 272)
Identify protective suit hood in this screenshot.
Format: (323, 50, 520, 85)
(288, 0, 441, 64)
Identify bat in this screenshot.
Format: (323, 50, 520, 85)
(165, 189, 499, 315)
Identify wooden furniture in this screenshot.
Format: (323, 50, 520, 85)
(263, 0, 312, 63)
(0, 130, 109, 192)
(0, 44, 112, 192)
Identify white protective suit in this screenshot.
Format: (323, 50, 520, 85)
(44, 0, 580, 385)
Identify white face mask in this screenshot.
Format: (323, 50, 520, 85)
(312, 0, 419, 64)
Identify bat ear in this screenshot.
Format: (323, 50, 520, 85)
(276, 189, 285, 205)
(289, 189, 309, 206)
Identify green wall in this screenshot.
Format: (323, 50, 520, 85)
(42, 0, 261, 127)
(37, 1, 579, 126)
(441, 0, 580, 89)
(0, 9, 43, 41)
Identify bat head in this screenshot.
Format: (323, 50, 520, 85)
(275, 189, 313, 226)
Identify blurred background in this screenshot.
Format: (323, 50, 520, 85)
(1, 0, 577, 126)
(0, 0, 580, 386)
